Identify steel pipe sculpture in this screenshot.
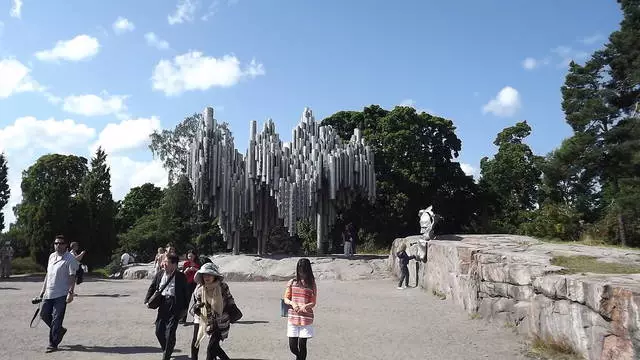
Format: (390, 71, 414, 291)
(188, 106, 376, 255)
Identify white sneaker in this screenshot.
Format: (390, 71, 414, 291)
(396, 286, 404, 290)
(402, 285, 408, 289)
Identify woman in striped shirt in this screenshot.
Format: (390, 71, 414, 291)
(283, 258, 317, 360)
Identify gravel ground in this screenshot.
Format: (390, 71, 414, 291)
(0, 276, 531, 360)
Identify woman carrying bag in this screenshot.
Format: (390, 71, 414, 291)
(189, 262, 240, 360)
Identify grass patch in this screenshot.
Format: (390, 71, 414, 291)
(527, 336, 584, 360)
(550, 255, 640, 275)
(540, 237, 627, 249)
(11, 257, 44, 275)
(90, 268, 111, 278)
(431, 289, 446, 300)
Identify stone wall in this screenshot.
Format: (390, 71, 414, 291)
(388, 234, 640, 360)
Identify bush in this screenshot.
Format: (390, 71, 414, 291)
(11, 257, 45, 274)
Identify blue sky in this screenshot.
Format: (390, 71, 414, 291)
(0, 0, 624, 228)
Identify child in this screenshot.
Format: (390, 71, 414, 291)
(190, 262, 235, 360)
(283, 258, 317, 360)
(396, 243, 415, 289)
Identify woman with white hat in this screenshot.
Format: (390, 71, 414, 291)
(189, 262, 235, 360)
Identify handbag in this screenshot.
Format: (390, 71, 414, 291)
(147, 271, 176, 310)
(226, 302, 243, 323)
(280, 298, 291, 317)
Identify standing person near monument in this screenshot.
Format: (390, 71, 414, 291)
(0, 240, 14, 278)
(179, 249, 200, 324)
(145, 253, 189, 360)
(341, 228, 353, 258)
(396, 243, 415, 289)
(36, 235, 79, 353)
(283, 258, 317, 360)
(190, 262, 236, 360)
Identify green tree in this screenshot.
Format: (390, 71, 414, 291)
(118, 176, 195, 261)
(149, 113, 202, 183)
(80, 147, 117, 267)
(16, 154, 89, 265)
(115, 183, 164, 233)
(556, 0, 640, 246)
(479, 121, 543, 233)
(322, 105, 477, 248)
(0, 152, 9, 233)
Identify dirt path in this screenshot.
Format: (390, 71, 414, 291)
(0, 276, 530, 360)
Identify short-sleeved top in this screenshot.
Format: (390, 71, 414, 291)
(44, 252, 79, 299)
(284, 279, 317, 326)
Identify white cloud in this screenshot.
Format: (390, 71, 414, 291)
(107, 156, 168, 201)
(35, 35, 100, 62)
(460, 163, 477, 178)
(0, 58, 43, 98)
(62, 93, 128, 117)
(0, 117, 96, 154)
(113, 17, 135, 34)
(522, 57, 551, 70)
(145, 32, 170, 50)
(10, 0, 22, 19)
(152, 51, 265, 96)
(551, 46, 589, 68)
(580, 34, 604, 45)
(482, 86, 521, 117)
(91, 117, 161, 154)
(168, 0, 198, 25)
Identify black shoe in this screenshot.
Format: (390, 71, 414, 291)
(45, 346, 57, 353)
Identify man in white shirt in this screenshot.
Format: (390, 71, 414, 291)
(144, 254, 188, 360)
(36, 235, 79, 353)
(121, 252, 131, 266)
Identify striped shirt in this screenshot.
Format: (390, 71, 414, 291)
(284, 279, 317, 326)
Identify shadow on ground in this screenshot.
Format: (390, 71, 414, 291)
(75, 294, 130, 298)
(64, 344, 173, 354)
(234, 320, 269, 324)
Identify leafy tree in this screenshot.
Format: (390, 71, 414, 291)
(115, 183, 164, 233)
(479, 121, 543, 233)
(322, 105, 477, 248)
(554, 0, 640, 246)
(0, 152, 9, 233)
(118, 175, 195, 261)
(16, 154, 89, 265)
(79, 147, 117, 267)
(149, 113, 202, 183)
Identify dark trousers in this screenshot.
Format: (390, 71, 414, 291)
(40, 295, 67, 347)
(398, 265, 410, 287)
(191, 323, 230, 360)
(156, 296, 180, 360)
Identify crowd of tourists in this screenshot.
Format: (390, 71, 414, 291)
(33, 236, 318, 360)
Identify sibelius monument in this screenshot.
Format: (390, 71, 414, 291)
(187, 107, 376, 255)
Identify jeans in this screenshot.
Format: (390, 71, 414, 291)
(398, 265, 410, 287)
(40, 295, 67, 347)
(155, 296, 180, 360)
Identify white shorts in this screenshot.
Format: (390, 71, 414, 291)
(287, 323, 314, 338)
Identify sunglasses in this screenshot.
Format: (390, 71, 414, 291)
(54, 242, 65, 245)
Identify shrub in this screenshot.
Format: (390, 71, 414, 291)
(11, 257, 44, 274)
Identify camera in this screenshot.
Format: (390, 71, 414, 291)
(31, 297, 42, 304)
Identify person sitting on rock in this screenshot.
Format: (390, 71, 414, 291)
(190, 262, 236, 360)
(396, 243, 415, 289)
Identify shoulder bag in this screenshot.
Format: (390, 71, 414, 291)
(147, 271, 176, 309)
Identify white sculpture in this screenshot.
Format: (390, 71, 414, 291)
(419, 206, 440, 240)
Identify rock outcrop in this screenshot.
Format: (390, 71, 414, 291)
(388, 234, 640, 360)
(123, 254, 391, 282)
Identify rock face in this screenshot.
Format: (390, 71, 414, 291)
(388, 234, 640, 360)
(123, 254, 391, 282)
